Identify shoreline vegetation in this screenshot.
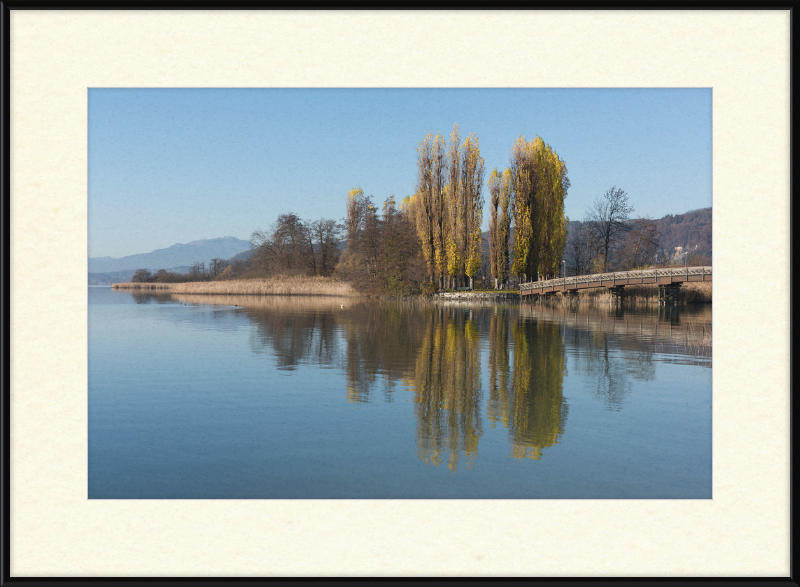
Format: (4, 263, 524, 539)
(111, 276, 711, 304)
(112, 275, 358, 297)
(117, 124, 711, 302)
(548, 281, 711, 304)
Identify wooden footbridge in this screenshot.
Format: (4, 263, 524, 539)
(520, 266, 712, 303)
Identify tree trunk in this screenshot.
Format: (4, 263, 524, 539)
(469, 276, 474, 290)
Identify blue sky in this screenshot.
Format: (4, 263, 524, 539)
(89, 88, 711, 259)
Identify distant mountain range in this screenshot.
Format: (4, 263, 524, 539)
(89, 237, 252, 274)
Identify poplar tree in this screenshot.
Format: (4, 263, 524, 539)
(415, 126, 484, 290)
(431, 133, 448, 290)
(414, 136, 436, 284)
(345, 187, 368, 246)
(510, 136, 569, 282)
(488, 168, 502, 289)
(488, 167, 513, 289)
(445, 124, 464, 289)
(498, 169, 512, 288)
(461, 133, 484, 290)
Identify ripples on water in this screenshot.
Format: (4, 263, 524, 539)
(89, 288, 711, 498)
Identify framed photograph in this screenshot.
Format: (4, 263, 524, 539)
(4, 7, 790, 580)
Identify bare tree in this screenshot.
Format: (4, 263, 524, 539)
(615, 218, 660, 270)
(208, 258, 228, 280)
(585, 186, 635, 273)
(565, 222, 593, 277)
(189, 261, 207, 281)
(249, 228, 282, 273)
(310, 218, 344, 276)
(250, 213, 312, 276)
(274, 213, 310, 272)
(131, 268, 153, 283)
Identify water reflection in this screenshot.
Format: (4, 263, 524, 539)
(144, 292, 711, 469)
(131, 292, 174, 304)
(338, 303, 429, 404)
(411, 309, 483, 471)
(175, 295, 346, 369)
(508, 318, 569, 459)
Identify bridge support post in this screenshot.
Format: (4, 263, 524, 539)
(610, 285, 625, 302)
(658, 284, 681, 305)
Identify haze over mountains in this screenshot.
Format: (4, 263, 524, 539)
(89, 237, 252, 273)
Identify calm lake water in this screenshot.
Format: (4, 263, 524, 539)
(89, 286, 712, 499)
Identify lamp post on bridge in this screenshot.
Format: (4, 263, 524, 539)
(561, 260, 565, 278)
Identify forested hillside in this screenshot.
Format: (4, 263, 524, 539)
(654, 207, 711, 261)
(562, 207, 711, 273)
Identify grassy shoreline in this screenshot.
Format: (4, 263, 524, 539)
(111, 276, 711, 303)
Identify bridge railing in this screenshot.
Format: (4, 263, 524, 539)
(519, 266, 712, 292)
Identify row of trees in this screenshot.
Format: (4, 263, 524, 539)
(250, 213, 344, 278)
(485, 136, 570, 288)
(338, 191, 427, 295)
(130, 258, 238, 283)
(242, 126, 571, 294)
(131, 267, 197, 283)
(130, 127, 669, 294)
(131, 213, 346, 284)
(400, 124, 487, 291)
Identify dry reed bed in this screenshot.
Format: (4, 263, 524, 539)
(114, 276, 357, 297)
(542, 282, 712, 306)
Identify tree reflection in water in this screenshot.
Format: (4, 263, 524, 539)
(131, 292, 174, 304)
(411, 308, 483, 471)
(165, 294, 707, 470)
(338, 302, 430, 403)
(507, 317, 569, 459)
(486, 308, 570, 460)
